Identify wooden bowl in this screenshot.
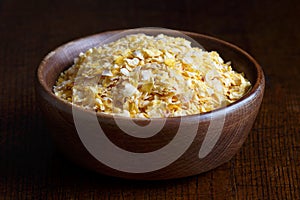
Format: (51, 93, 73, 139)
(35, 30, 265, 180)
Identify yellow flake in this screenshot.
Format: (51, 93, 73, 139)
(125, 58, 139, 67)
(133, 50, 144, 60)
(54, 33, 251, 118)
(114, 56, 124, 65)
(143, 48, 162, 57)
(140, 82, 153, 93)
(164, 58, 176, 67)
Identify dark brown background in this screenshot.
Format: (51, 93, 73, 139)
(0, 0, 299, 199)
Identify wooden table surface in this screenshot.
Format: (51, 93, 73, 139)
(0, 0, 299, 199)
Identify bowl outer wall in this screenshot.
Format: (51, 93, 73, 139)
(35, 30, 265, 180)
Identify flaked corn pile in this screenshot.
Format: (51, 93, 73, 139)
(54, 34, 251, 118)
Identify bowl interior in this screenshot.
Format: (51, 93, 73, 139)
(38, 30, 262, 118)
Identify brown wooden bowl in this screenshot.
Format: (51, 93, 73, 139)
(35, 29, 265, 180)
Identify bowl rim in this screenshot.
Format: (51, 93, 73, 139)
(36, 29, 265, 121)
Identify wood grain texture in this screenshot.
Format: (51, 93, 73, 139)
(0, 0, 299, 199)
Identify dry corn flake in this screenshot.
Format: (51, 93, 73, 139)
(53, 34, 251, 118)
